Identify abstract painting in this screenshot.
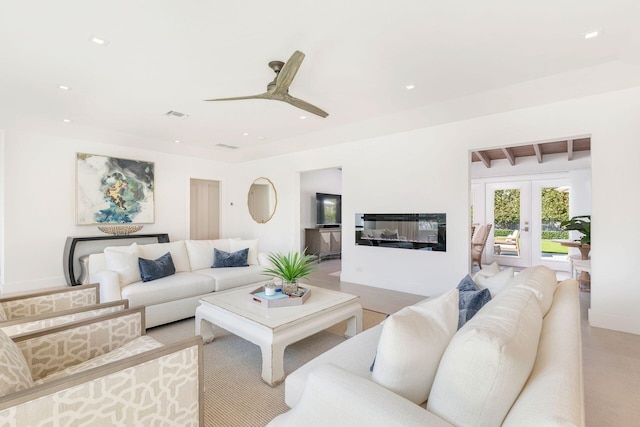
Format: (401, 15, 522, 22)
(76, 153, 155, 225)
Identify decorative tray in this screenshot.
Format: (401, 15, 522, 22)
(248, 286, 311, 308)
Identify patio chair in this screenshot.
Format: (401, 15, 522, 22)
(0, 284, 100, 321)
(471, 224, 492, 269)
(0, 307, 203, 425)
(495, 230, 520, 255)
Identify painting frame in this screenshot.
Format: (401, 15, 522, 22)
(76, 153, 155, 225)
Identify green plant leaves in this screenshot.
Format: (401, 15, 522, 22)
(262, 251, 316, 282)
(560, 215, 591, 245)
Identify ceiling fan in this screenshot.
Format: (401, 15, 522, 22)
(205, 50, 328, 118)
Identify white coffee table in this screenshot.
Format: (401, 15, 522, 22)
(195, 283, 362, 386)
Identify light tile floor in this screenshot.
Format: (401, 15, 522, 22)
(308, 259, 640, 427)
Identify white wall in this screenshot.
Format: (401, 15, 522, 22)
(224, 85, 640, 335)
(0, 130, 231, 293)
(3, 86, 640, 335)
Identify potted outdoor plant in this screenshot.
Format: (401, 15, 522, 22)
(561, 215, 591, 260)
(262, 251, 316, 295)
(560, 215, 591, 245)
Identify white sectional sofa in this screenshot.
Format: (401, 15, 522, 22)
(269, 265, 584, 427)
(89, 238, 269, 328)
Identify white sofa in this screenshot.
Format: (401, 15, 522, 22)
(269, 265, 584, 427)
(89, 238, 269, 328)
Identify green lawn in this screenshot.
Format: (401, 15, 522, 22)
(541, 239, 568, 254)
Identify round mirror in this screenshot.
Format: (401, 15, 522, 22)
(248, 177, 277, 223)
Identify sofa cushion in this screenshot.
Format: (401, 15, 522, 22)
(138, 252, 176, 282)
(505, 265, 558, 316)
(194, 265, 267, 292)
(212, 248, 249, 268)
(184, 239, 233, 271)
(456, 275, 491, 329)
(427, 287, 543, 427)
(473, 266, 514, 297)
(138, 241, 191, 273)
(37, 335, 163, 384)
(104, 243, 141, 286)
(371, 289, 458, 404)
(0, 328, 33, 396)
(121, 272, 215, 307)
(229, 239, 259, 265)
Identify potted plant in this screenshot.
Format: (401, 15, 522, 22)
(262, 251, 316, 295)
(560, 215, 591, 245)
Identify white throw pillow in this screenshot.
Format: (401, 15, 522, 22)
(185, 239, 232, 271)
(474, 266, 514, 297)
(229, 239, 259, 265)
(0, 329, 33, 396)
(371, 289, 459, 404)
(472, 261, 501, 279)
(138, 241, 191, 272)
(427, 287, 543, 427)
(104, 243, 141, 286)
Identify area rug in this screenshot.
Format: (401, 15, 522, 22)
(147, 309, 386, 427)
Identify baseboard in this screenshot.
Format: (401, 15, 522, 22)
(588, 308, 640, 335)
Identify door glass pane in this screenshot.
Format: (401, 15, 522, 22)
(493, 189, 520, 257)
(540, 186, 570, 259)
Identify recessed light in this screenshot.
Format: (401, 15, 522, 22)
(257, 136, 266, 141)
(174, 140, 182, 144)
(58, 85, 71, 91)
(63, 119, 72, 123)
(89, 35, 109, 46)
(584, 29, 601, 39)
(299, 115, 307, 120)
(405, 84, 415, 90)
(242, 132, 249, 136)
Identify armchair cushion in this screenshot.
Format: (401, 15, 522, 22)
(212, 248, 249, 268)
(371, 289, 458, 404)
(138, 252, 176, 282)
(0, 329, 33, 396)
(0, 304, 6, 321)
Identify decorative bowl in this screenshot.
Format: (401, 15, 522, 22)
(97, 224, 144, 236)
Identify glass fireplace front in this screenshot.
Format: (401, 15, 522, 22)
(355, 213, 446, 251)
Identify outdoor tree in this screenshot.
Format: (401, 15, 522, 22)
(493, 189, 520, 229)
(541, 187, 569, 225)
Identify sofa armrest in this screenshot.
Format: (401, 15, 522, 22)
(268, 364, 454, 427)
(92, 270, 122, 302)
(0, 300, 128, 337)
(0, 336, 203, 426)
(0, 284, 99, 319)
(257, 252, 272, 267)
(13, 308, 145, 381)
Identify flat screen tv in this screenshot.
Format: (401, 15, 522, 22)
(316, 193, 341, 227)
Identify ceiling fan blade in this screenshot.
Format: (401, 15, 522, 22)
(283, 94, 329, 118)
(274, 51, 305, 93)
(204, 93, 271, 102)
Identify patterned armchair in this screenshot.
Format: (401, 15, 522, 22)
(0, 307, 203, 425)
(0, 284, 100, 320)
(0, 299, 128, 337)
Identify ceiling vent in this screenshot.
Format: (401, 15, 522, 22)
(216, 143, 239, 150)
(165, 110, 189, 119)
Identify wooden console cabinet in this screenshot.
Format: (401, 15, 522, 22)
(305, 228, 341, 262)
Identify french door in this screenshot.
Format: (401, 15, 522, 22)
(485, 179, 571, 271)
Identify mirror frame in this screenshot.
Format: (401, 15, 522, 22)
(247, 177, 277, 224)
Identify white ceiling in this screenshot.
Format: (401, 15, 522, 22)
(1, 0, 639, 162)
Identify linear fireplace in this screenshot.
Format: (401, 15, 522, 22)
(355, 213, 446, 251)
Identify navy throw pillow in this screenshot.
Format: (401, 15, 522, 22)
(212, 248, 249, 268)
(456, 274, 492, 329)
(138, 252, 176, 282)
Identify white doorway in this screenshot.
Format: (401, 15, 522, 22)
(190, 179, 220, 240)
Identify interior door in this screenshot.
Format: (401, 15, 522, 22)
(190, 179, 220, 240)
(486, 182, 531, 268)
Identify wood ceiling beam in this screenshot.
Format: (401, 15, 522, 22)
(533, 144, 543, 163)
(501, 147, 516, 166)
(474, 151, 491, 168)
(567, 139, 574, 161)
